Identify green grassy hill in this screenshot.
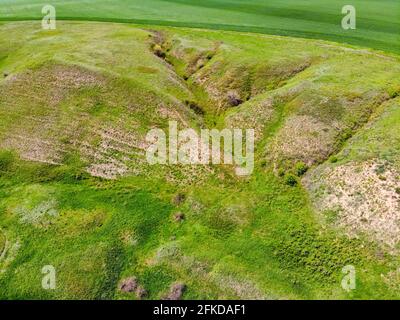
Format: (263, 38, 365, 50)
(0, 21, 400, 299)
(0, 0, 399, 54)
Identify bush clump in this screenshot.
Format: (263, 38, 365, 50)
(184, 100, 204, 115)
(294, 162, 308, 176)
(0, 150, 15, 173)
(329, 156, 338, 163)
(152, 44, 166, 59)
(277, 167, 285, 177)
(272, 226, 363, 282)
(284, 173, 298, 186)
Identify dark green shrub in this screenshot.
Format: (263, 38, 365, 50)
(284, 173, 298, 186)
(184, 100, 204, 115)
(152, 44, 166, 58)
(0, 151, 15, 173)
(260, 160, 267, 168)
(294, 162, 308, 176)
(329, 156, 338, 163)
(277, 167, 285, 177)
(340, 129, 352, 143)
(388, 86, 400, 98)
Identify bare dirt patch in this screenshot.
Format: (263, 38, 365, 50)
(118, 276, 147, 298)
(270, 114, 337, 167)
(163, 283, 186, 300)
(79, 125, 147, 179)
(210, 272, 267, 300)
(226, 96, 275, 140)
(0, 63, 106, 164)
(304, 160, 400, 249)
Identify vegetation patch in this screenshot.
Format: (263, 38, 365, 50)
(0, 21, 400, 300)
(305, 160, 400, 249)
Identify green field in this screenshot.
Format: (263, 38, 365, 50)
(0, 0, 399, 54)
(0, 1, 400, 300)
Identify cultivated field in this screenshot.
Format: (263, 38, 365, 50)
(0, 0, 399, 54)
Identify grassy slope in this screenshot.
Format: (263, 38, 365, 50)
(0, 21, 400, 299)
(303, 96, 400, 249)
(0, 0, 399, 54)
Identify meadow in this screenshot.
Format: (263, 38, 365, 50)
(0, 20, 399, 299)
(0, 0, 400, 300)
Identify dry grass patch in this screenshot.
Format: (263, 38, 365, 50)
(0, 63, 106, 164)
(210, 272, 268, 300)
(270, 115, 337, 167)
(304, 160, 400, 249)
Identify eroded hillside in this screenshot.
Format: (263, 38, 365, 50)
(0, 21, 400, 299)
